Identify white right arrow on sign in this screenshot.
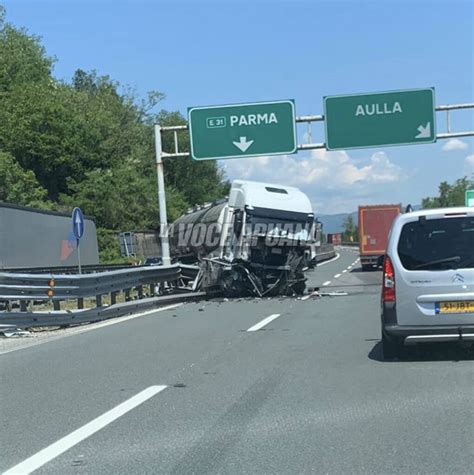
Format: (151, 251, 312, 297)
(232, 137, 254, 152)
(415, 122, 431, 139)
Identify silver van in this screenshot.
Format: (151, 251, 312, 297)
(381, 207, 474, 359)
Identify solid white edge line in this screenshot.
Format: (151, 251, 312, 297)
(0, 304, 183, 356)
(334, 274, 341, 278)
(70, 304, 183, 334)
(247, 314, 281, 332)
(3, 385, 167, 475)
(316, 253, 340, 266)
(322, 281, 331, 286)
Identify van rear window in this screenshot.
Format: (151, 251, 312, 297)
(397, 216, 474, 270)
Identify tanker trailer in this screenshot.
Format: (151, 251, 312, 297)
(170, 180, 315, 297)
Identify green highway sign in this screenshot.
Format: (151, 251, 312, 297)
(324, 88, 436, 150)
(466, 190, 474, 207)
(188, 100, 297, 160)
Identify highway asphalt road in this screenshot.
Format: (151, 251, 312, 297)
(1, 248, 473, 474)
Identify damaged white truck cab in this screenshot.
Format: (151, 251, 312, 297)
(171, 180, 315, 297)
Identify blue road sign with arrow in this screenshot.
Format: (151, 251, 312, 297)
(72, 207, 85, 240)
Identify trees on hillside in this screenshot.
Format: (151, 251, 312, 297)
(0, 152, 52, 208)
(0, 8, 229, 260)
(422, 177, 473, 209)
(342, 215, 358, 242)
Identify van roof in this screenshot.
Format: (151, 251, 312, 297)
(399, 206, 474, 221)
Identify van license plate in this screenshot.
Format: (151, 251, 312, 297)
(436, 301, 474, 314)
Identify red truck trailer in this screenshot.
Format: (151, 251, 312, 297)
(358, 204, 401, 270)
(327, 233, 342, 245)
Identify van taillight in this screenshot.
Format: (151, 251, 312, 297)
(382, 256, 396, 302)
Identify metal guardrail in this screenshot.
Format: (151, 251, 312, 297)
(315, 251, 336, 263)
(0, 264, 196, 300)
(340, 242, 360, 247)
(1, 263, 134, 274)
(0, 264, 201, 328)
(315, 244, 336, 263)
(2, 260, 190, 275)
(0, 292, 207, 328)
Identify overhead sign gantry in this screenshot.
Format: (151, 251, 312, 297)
(188, 100, 297, 160)
(324, 88, 436, 150)
(154, 90, 474, 265)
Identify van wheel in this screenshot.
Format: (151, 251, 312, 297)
(382, 333, 402, 360)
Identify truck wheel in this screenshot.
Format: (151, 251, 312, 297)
(382, 333, 402, 360)
(292, 281, 306, 295)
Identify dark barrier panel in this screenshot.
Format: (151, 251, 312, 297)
(0, 203, 99, 269)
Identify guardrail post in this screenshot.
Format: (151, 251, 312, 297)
(149, 284, 154, 297)
(96, 295, 102, 307)
(78, 298, 84, 309)
(111, 291, 117, 305)
(20, 300, 28, 312)
(53, 300, 61, 311)
(137, 285, 143, 299)
(125, 289, 131, 301)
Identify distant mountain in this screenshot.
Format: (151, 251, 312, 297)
(317, 212, 358, 234)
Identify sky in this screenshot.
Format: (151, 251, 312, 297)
(3, 0, 474, 214)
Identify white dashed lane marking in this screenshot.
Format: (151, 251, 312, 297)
(3, 386, 168, 474)
(247, 314, 281, 332)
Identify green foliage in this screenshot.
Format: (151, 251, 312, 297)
(0, 20, 52, 92)
(0, 151, 53, 208)
(422, 177, 474, 209)
(96, 228, 129, 264)
(60, 163, 188, 229)
(0, 10, 230, 262)
(342, 214, 358, 242)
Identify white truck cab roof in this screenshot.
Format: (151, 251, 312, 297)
(228, 180, 313, 214)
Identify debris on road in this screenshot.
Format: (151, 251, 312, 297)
(300, 289, 349, 300)
(1, 329, 31, 338)
(319, 291, 349, 297)
(301, 290, 320, 301)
